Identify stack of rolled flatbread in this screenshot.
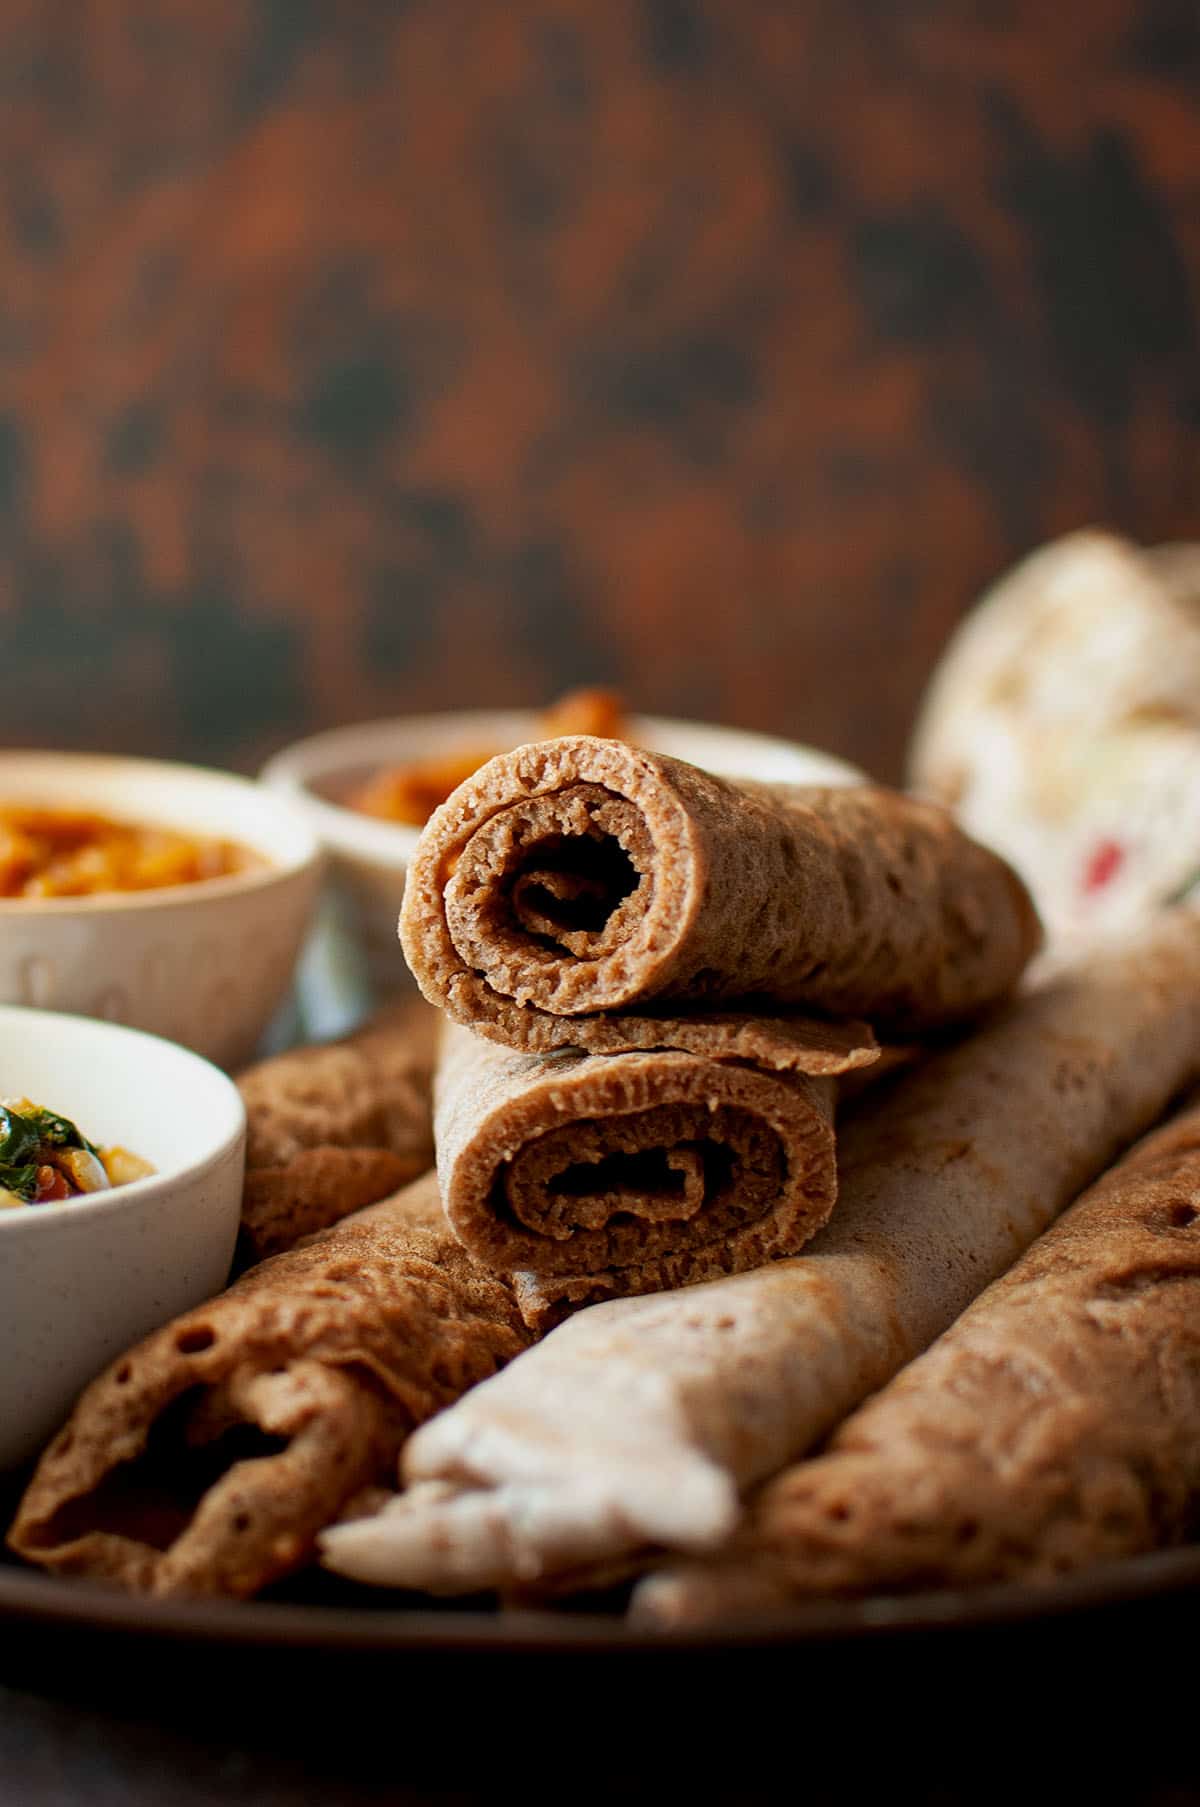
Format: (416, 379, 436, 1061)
(323, 739, 1200, 1596)
(13, 724, 1200, 1621)
(394, 735, 1040, 1329)
(321, 906, 1200, 1602)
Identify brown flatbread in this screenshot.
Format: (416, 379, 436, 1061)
(636, 1090, 1200, 1626)
(236, 998, 437, 1262)
(436, 1012, 876, 1330)
(7, 1173, 529, 1598)
(399, 737, 1040, 1047)
(320, 910, 1200, 1598)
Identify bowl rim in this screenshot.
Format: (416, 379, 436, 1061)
(261, 710, 865, 867)
(0, 1005, 246, 1236)
(0, 750, 324, 915)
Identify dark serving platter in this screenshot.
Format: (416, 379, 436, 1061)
(4, 1529, 1200, 1762)
(5, 1537, 1200, 1654)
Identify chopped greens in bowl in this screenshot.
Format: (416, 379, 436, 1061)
(0, 1098, 154, 1208)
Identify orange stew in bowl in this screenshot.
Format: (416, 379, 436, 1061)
(346, 688, 630, 827)
(0, 1098, 154, 1209)
(0, 806, 256, 899)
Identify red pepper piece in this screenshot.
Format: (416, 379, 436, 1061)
(34, 1164, 74, 1204)
(1083, 839, 1125, 894)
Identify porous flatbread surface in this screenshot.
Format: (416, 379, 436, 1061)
(436, 1014, 870, 1329)
(7, 1174, 529, 1599)
(399, 737, 1040, 1045)
(320, 911, 1200, 1599)
(637, 1091, 1200, 1626)
(236, 998, 437, 1261)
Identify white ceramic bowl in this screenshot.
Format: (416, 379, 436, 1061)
(0, 753, 324, 1069)
(0, 1006, 246, 1469)
(262, 712, 864, 994)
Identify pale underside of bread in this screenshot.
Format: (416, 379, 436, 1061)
(399, 737, 1040, 1046)
(320, 910, 1200, 1600)
(636, 1092, 1200, 1627)
(7, 1174, 529, 1599)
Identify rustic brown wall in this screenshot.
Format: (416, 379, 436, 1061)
(2, 1, 1199, 780)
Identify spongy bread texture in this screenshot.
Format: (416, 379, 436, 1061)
(320, 911, 1200, 1600)
(636, 1090, 1200, 1625)
(7, 1173, 529, 1598)
(236, 998, 436, 1261)
(434, 1013, 873, 1329)
(399, 737, 1040, 1047)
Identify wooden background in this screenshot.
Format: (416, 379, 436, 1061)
(2, 0, 1198, 782)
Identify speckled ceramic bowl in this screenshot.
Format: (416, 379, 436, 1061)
(0, 753, 323, 1069)
(0, 1006, 246, 1470)
(262, 712, 864, 994)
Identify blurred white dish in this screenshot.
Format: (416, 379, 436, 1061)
(262, 712, 864, 995)
(0, 1007, 245, 1469)
(0, 753, 323, 1068)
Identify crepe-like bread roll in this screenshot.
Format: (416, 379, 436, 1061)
(637, 1093, 1200, 1626)
(319, 911, 1200, 1597)
(436, 1012, 877, 1330)
(909, 530, 1200, 946)
(7, 1174, 529, 1598)
(399, 738, 1040, 1047)
(236, 999, 436, 1262)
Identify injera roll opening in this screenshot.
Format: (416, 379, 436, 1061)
(435, 1012, 873, 1329)
(7, 1174, 529, 1598)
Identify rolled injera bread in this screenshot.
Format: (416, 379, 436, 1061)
(7, 1173, 529, 1599)
(398, 737, 1041, 1047)
(236, 998, 436, 1262)
(319, 909, 1200, 1597)
(435, 1012, 879, 1331)
(637, 1091, 1200, 1627)
(908, 531, 1200, 947)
